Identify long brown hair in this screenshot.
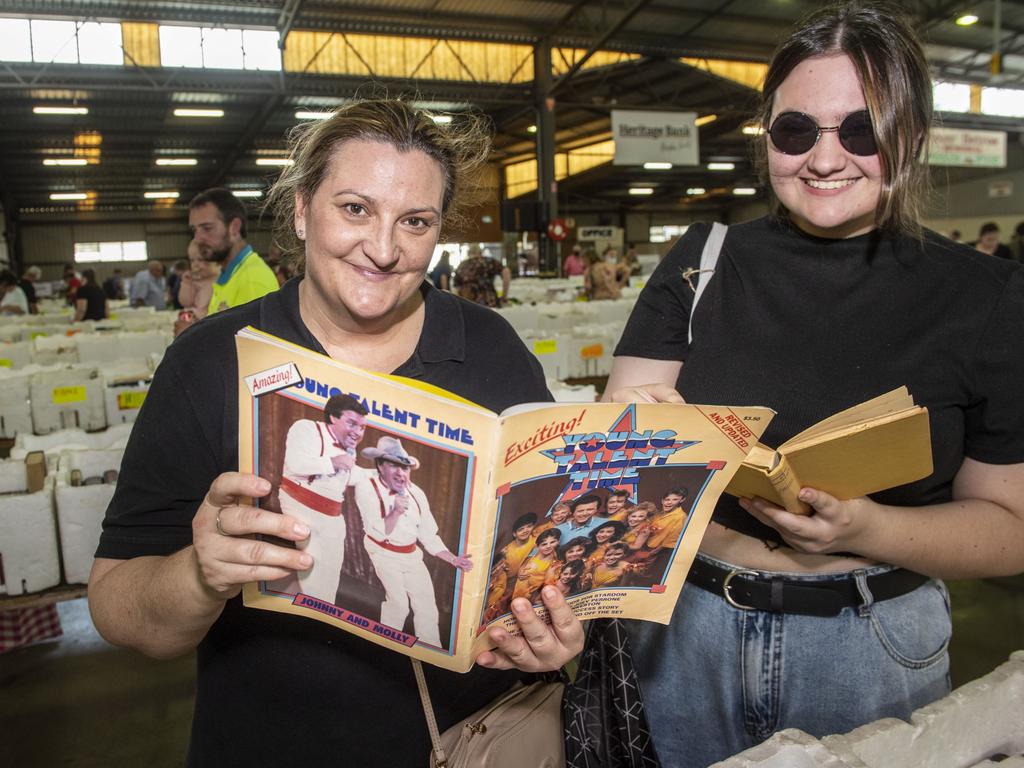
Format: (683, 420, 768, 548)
(753, 1, 932, 237)
(265, 99, 491, 269)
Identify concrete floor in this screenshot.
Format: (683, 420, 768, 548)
(0, 578, 1021, 767)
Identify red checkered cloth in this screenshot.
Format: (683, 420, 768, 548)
(0, 605, 63, 653)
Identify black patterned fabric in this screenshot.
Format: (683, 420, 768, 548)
(563, 619, 662, 768)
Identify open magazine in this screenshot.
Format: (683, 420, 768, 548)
(237, 326, 774, 672)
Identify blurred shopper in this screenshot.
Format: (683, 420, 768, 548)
(1011, 221, 1024, 263)
(173, 241, 221, 335)
(130, 261, 166, 309)
(167, 258, 189, 309)
(18, 266, 40, 314)
(453, 244, 510, 307)
(74, 269, 109, 321)
(0, 269, 28, 315)
(586, 246, 630, 300)
(562, 243, 586, 277)
(63, 263, 82, 305)
(974, 222, 1014, 260)
(188, 187, 278, 316)
(429, 250, 452, 290)
(102, 268, 126, 300)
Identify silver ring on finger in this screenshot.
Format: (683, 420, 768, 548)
(215, 511, 228, 536)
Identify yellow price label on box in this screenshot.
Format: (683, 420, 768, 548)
(0, 359, 11, 368)
(31, 331, 48, 340)
(533, 339, 558, 355)
(52, 385, 87, 404)
(109, 312, 118, 320)
(117, 391, 147, 410)
(580, 343, 604, 359)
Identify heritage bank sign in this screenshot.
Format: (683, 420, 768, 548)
(611, 110, 700, 166)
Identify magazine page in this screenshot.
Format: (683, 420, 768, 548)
(236, 327, 502, 672)
(472, 401, 773, 656)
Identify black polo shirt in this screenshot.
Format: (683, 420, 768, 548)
(97, 276, 550, 767)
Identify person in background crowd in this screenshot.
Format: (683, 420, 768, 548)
(605, 3, 1024, 766)
(88, 98, 582, 767)
(74, 268, 109, 322)
(1010, 221, 1024, 263)
(173, 241, 221, 335)
(129, 261, 166, 309)
(586, 245, 630, 300)
(273, 261, 294, 287)
(974, 221, 1014, 260)
(452, 244, 510, 307)
(63, 263, 82, 306)
(103, 268, 126, 300)
(18, 266, 40, 314)
(0, 269, 29, 315)
(622, 243, 642, 278)
(428, 250, 452, 290)
(167, 258, 189, 310)
(949, 229, 962, 243)
(187, 187, 278, 318)
(562, 243, 587, 277)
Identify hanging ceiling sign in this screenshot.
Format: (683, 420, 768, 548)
(928, 126, 1007, 168)
(611, 110, 700, 166)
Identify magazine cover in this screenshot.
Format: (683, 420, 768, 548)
(237, 326, 774, 672)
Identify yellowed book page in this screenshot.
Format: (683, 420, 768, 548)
(765, 455, 810, 514)
(785, 386, 913, 447)
(781, 407, 933, 500)
(471, 402, 774, 657)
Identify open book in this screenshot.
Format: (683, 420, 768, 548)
(724, 387, 932, 514)
(236, 326, 774, 671)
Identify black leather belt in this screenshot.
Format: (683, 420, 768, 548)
(688, 558, 930, 617)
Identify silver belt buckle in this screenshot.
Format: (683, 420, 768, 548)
(722, 568, 760, 610)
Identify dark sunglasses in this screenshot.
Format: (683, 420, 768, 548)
(768, 110, 877, 156)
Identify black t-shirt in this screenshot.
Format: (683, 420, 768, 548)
(615, 216, 1024, 546)
(17, 279, 37, 307)
(97, 277, 551, 767)
(77, 281, 107, 320)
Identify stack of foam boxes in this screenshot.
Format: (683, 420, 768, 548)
(714, 652, 1024, 768)
(0, 452, 60, 596)
(0, 367, 34, 439)
(29, 367, 107, 434)
(54, 448, 123, 584)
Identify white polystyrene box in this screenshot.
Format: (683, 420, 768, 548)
(104, 380, 151, 425)
(76, 330, 170, 363)
(54, 449, 123, 584)
(0, 463, 59, 595)
(11, 422, 135, 461)
(0, 340, 33, 369)
(548, 380, 597, 403)
(521, 332, 570, 381)
(30, 333, 79, 365)
(0, 369, 33, 439)
(29, 367, 107, 434)
(0, 326, 25, 344)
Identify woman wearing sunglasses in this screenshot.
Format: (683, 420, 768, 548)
(603, 2, 1024, 766)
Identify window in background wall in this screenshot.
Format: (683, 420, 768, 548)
(74, 241, 148, 263)
(18, 19, 124, 65)
(980, 87, 1024, 118)
(649, 224, 689, 244)
(933, 82, 971, 113)
(159, 25, 281, 71)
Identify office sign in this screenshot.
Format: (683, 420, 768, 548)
(928, 126, 1007, 168)
(611, 110, 699, 166)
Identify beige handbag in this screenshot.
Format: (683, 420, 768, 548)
(412, 659, 565, 768)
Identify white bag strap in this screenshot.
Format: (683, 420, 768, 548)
(412, 658, 449, 768)
(688, 222, 728, 345)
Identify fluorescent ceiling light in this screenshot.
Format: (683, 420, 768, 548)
(429, 115, 453, 124)
(295, 110, 333, 120)
(742, 123, 765, 135)
(232, 190, 263, 198)
(643, 162, 673, 170)
(155, 158, 198, 166)
(43, 158, 89, 166)
(173, 108, 224, 118)
(527, 125, 537, 133)
(695, 114, 718, 127)
(686, 187, 706, 195)
(144, 191, 180, 199)
(733, 187, 757, 196)
(629, 187, 654, 195)
(707, 162, 735, 171)
(50, 192, 88, 201)
(255, 158, 294, 166)
(955, 13, 979, 25)
(34, 106, 88, 115)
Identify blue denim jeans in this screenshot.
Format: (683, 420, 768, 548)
(626, 553, 952, 768)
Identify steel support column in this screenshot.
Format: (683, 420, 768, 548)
(534, 43, 558, 274)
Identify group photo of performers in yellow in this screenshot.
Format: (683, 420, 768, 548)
(483, 477, 696, 623)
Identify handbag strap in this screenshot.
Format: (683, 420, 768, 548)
(687, 222, 728, 345)
(412, 658, 450, 768)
